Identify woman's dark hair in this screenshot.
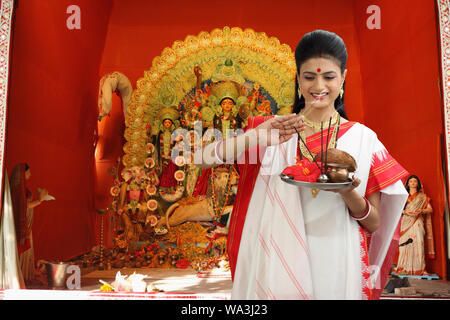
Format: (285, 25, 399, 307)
(405, 175, 422, 193)
(24, 163, 30, 171)
(293, 29, 348, 119)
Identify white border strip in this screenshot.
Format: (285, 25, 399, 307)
(0, 289, 230, 300)
(437, 1, 450, 263)
(438, 1, 450, 202)
(0, 0, 14, 206)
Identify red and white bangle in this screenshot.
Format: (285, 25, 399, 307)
(349, 197, 371, 221)
(214, 140, 225, 164)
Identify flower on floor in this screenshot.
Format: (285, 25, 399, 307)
(100, 271, 149, 292)
(127, 273, 148, 292)
(99, 280, 115, 292)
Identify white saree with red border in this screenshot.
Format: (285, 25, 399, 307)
(228, 119, 409, 300)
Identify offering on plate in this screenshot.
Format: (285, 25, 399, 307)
(314, 148, 357, 183)
(281, 149, 356, 184)
(282, 117, 356, 188)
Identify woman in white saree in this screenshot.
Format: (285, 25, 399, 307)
(199, 30, 409, 300)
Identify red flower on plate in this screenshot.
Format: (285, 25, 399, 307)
(176, 258, 191, 269)
(282, 157, 322, 182)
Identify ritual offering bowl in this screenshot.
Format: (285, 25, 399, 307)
(280, 148, 357, 189)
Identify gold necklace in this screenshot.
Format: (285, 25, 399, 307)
(301, 110, 339, 133)
(298, 113, 340, 162)
(297, 113, 341, 198)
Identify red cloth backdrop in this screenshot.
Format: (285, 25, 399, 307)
(5, 0, 446, 279)
(5, 0, 113, 261)
(353, 0, 446, 278)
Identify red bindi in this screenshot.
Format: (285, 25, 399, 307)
(317, 68, 321, 73)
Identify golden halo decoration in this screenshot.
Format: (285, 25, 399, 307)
(147, 199, 158, 211)
(146, 184, 157, 196)
(123, 140, 146, 154)
(145, 157, 155, 168)
(147, 215, 158, 227)
(139, 26, 296, 108)
(174, 170, 185, 182)
(174, 155, 186, 167)
(122, 26, 295, 171)
(110, 186, 120, 197)
(146, 143, 155, 154)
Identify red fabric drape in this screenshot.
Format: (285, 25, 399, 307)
(227, 116, 270, 279)
(6, 0, 113, 261)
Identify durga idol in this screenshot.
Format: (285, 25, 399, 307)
(210, 81, 246, 139)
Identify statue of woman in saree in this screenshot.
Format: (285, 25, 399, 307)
(209, 81, 247, 139)
(10, 163, 48, 285)
(396, 175, 435, 276)
(153, 107, 181, 193)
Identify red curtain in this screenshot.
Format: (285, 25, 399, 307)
(6, 0, 113, 261)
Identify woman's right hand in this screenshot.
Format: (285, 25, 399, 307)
(254, 113, 305, 146)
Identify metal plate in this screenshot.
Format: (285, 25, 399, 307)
(279, 174, 353, 189)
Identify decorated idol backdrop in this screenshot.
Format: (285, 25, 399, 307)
(3, 0, 447, 278)
(93, 27, 296, 270)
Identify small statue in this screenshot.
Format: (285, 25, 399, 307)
(396, 175, 435, 276)
(10, 163, 50, 284)
(209, 81, 246, 139)
(153, 107, 181, 193)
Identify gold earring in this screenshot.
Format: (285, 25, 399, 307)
(298, 86, 302, 99)
(339, 87, 344, 99)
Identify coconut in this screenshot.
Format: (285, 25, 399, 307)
(315, 148, 357, 172)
